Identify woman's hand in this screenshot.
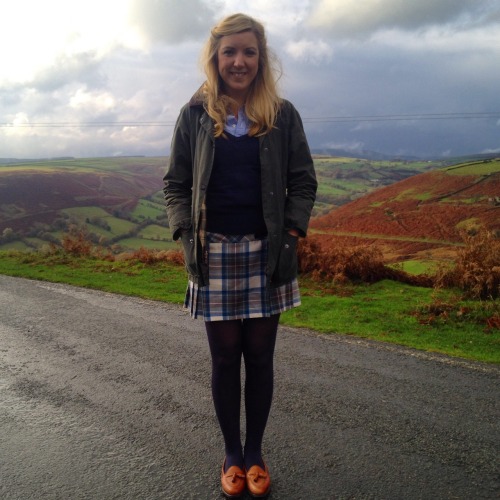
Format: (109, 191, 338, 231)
(287, 229, 300, 237)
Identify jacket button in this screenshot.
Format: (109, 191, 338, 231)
(285, 244, 290, 249)
(269, 191, 274, 196)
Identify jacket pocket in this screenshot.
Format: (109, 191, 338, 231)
(180, 228, 197, 276)
(273, 232, 298, 286)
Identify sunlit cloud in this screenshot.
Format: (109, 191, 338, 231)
(285, 39, 333, 64)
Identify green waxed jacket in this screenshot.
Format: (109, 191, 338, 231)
(163, 93, 317, 287)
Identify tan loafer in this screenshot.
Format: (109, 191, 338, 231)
(221, 460, 246, 498)
(246, 462, 271, 498)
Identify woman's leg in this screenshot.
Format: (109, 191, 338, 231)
(205, 320, 244, 471)
(242, 314, 280, 470)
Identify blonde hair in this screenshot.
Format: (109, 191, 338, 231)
(200, 13, 282, 137)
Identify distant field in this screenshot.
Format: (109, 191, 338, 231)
(390, 260, 439, 275)
(1, 155, 498, 264)
(445, 161, 499, 176)
(311, 156, 446, 213)
(0, 157, 170, 252)
(138, 224, 171, 240)
(131, 199, 166, 221)
(62, 206, 110, 218)
(311, 157, 500, 270)
(117, 237, 176, 250)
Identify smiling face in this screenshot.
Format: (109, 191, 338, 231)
(217, 31, 260, 104)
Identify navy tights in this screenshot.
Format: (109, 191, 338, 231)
(205, 315, 279, 471)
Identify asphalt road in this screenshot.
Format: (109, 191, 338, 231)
(0, 274, 499, 500)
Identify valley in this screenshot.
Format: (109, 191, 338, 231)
(1, 155, 499, 271)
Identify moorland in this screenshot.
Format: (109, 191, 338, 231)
(2, 154, 495, 261)
(1, 154, 499, 363)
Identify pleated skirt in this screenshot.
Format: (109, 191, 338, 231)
(184, 232, 300, 321)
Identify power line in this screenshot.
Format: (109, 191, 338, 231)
(1, 112, 499, 128)
(0, 121, 176, 128)
(302, 112, 500, 123)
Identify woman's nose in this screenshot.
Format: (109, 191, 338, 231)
(233, 52, 244, 66)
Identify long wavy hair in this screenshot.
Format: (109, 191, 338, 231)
(200, 13, 282, 137)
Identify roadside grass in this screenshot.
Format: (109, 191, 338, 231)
(0, 251, 498, 364)
(0, 241, 29, 251)
(0, 251, 186, 304)
(283, 279, 499, 363)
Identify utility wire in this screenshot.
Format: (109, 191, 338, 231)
(303, 112, 500, 123)
(1, 112, 500, 128)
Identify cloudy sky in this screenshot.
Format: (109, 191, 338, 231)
(1, 0, 499, 159)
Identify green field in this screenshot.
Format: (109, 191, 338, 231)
(118, 237, 176, 251)
(130, 199, 166, 221)
(0, 156, 166, 173)
(1, 155, 497, 259)
(138, 224, 171, 240)
(446, 159, 500, 176)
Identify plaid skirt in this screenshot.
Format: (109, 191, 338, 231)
(184, 232, 301, 321)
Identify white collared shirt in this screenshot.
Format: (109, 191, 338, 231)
(224, 108, 250, 137)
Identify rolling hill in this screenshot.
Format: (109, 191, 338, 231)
(310, 158, 500, 264)
(1, 155, 498, 263)
(0, 157, 166, 232)
(1, 155, 447, 252)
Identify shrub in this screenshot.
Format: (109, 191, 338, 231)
(297, 236, 422, 285)
(61, 230, 94, 257)
(435, 228, 500, 299)
(116, 246, 184, 266)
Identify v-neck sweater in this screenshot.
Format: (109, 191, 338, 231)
(205, 133, 267, 236)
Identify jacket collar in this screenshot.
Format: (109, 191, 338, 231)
(188, 84, 213, 134)
(189, 84, 207, 107)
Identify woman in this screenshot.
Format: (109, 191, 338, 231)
(163, 13, 317, 498)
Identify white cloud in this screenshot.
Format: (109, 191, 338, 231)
(217, 0, 310, 37)
(324, 141, 365, 152)
(481, 147, 500, 154)
(0, 0, 132, 84)
(285, 39, 333, 64)
(69, 89, 116, 113)
(371, 23, 500, 54)
(128, 0, 221, 46)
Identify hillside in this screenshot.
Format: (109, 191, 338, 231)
(1, 155, 447, 252)
(1, 155, 498, 260)
(0, 157, 165, 231)
(0, 157, 171, 252)
(310, 158, 500, 263)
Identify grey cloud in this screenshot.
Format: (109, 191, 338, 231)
(32, 52, 107, 92)
(308, 0, 500, 38)
(129, 0, 222, 44)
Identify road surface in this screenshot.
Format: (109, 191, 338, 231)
(0, 275, 498, 499)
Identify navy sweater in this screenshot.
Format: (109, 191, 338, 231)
(206, 133, 267, 236)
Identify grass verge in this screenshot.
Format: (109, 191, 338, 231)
(0, 251, 498, 364)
